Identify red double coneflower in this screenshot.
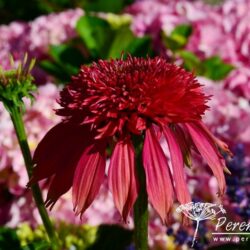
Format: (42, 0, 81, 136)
(29, 56, 230, 223)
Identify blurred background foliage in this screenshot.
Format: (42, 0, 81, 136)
(0, 0, 133, 24)
(0, 0, 226, 24)
(40, 14, 152, 83)
(0, 0, 233, 83)
(39, 15, 233, 83)
(0, 223, 133, 250)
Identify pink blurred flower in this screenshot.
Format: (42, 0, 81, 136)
(0, 83, 60, 192)
(28, 8, 83, 58)
(126, 0, 186, 36)
(0, 9, 83, 80)
(128, 0, 250, 99)
(198, 77, 250, 149)
(0, 83, 59, 226)
(224, 67, 250, 100)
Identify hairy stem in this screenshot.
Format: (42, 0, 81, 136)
(9, 105, 60, 249)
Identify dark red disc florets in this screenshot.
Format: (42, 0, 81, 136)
(57, 56, 209, 138)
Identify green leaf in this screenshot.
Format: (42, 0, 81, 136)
(163, 24, 193, 51)
(87, 225, 133, 250)
(107, 26, 134, 58)
(49, 44, 84, 70)
(39, 43, 85, 82)
(178, 50, 201, 72)
(21, 241, 50, 250)
(171, 24, 193, 39)
(82, 0, 133, 13)
(108, 25, 152, 58)
(178, 51, 235, 81)
(126, 36, 152, 57)
(40, 16, 153, 82)
(0, 227, 22, 250)
(39, 60, 71, 82)
(200, 56, 235, 81)
(76, 15, 114, 59)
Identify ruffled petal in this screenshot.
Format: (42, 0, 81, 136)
(72, 141, 106, 217)
(185, 122, 226, 195)
(143, 127, 174, 223)
(108, 138, 138, 222)
(163, 126, 191, 204)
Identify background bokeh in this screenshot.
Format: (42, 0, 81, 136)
(0, 0, 249, 249)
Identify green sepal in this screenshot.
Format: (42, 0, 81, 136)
(0, 56, 37, 113)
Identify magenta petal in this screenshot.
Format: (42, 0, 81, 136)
(45, 164, 76, 210)
(108, 139, 138, 221)
(143, 127, 174, 223)
(72, 141, 106, 217)
(44, 137, 93, 209)
(185, 122, 226, 195)
(172, 125, 192, 167)
(32, 123, 98, 210)
(197, 121, 232, 156)
(33, 123, 67, 162)
(31, 123, 71, 182)
(163, 126, 191, 204)
(31, 123, 92, 183)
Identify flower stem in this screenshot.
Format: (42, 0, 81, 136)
(134, 154, 148, 250)
(9, 105, 60, 249)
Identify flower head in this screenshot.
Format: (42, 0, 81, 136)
(30, 56, 230, 223)
(0, 54, 36, 111)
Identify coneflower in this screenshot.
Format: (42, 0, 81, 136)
(29, 56, 231, 225)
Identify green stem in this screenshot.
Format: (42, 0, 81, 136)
(9, 105, 60, 249)
(134, 153, 148, 250)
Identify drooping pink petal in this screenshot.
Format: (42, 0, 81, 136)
(143, 127, 174, 223)
(163, 126, 191, 204)
(185, 122, 226, 195)
(172, 125, 192, 167)
(72, 141, 106, 217)
(44, 138, 90, 209)
(197, 121, 232, 157)
(45, 161, 76, 210)
(108, 138, 138, 222)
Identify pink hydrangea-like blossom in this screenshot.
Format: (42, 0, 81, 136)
(200, 77, 250, 150)
(128, 0, 250, 99)
(28, 9, 83, 58)
(126, 0, 186, 36)
(186, 0, 250, 98)
(0, 22, 30, 70)
(0, 9, 83, 74)
(224, 67, 250, 100)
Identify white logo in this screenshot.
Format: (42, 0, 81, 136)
(176, 202, 226, 247)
